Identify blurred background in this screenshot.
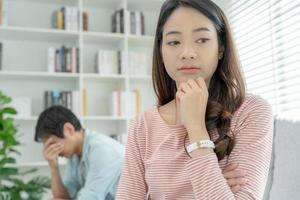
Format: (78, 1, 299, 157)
(0, 0, 299, 199)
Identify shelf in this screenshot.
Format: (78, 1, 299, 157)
(82, 31, 125, 45)
(0, 26, 79, 43)
(81, 116, 127, 121)
(13, 160, 67, 168)
(82, 73, 126, 80)
(0, 71, 80, 80)
(129, 75, 152, 80)
(10, 0, 78, 6)
(14, 116, 38, 121)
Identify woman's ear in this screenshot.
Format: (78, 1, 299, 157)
(63, 122, 75, 137)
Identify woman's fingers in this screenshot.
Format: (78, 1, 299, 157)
(227, 177, 248, 187)
(223, 169, 246, 179)
(231, 185, 241, 193)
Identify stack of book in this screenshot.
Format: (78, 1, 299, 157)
(52, 6, 79, 31)
(111, 9, 124, 33)
(96, 50, 125, 75)
(44, 90, 80, 116)
(128, 10, 145, 35)
(48, 46, 80, 73)
(0, 0, 8, 26)
(110, 89, 141, 117)
(128, 51, 149, 75)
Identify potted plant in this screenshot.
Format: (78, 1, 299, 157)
(0, 90, 50, 200)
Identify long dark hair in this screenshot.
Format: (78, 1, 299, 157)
(152, 0, 246, 161)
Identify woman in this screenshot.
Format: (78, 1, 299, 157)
(117, 0, 273, 199)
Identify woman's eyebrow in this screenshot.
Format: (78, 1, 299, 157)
(165, 27, 211, 36)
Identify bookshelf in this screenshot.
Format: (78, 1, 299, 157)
(0, 0, 160, 190)
(0, 0, 224, 198)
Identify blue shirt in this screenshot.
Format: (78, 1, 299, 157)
(62, 129, 125, 200)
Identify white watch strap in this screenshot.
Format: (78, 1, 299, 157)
(186, 139, 215, 154)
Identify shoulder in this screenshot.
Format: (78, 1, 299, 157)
(231, 94, 273, 135)
(84, 130, 124, 160)
(129, 105, 159, 130)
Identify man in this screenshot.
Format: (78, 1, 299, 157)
(34, 105, 124, 200)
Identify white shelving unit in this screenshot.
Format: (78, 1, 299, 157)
(0, 0, 161, 194)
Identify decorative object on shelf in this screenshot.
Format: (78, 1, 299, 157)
(0, 90, 50, 200)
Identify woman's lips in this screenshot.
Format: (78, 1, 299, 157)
(178, 66, 201, 74)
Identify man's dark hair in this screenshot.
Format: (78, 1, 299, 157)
(34, 105, 82, 142)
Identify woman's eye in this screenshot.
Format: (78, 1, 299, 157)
(167, 41, 180, 46)
(197, 38, 210, 43)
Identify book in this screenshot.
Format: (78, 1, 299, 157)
(82, 11, 89, 31)
(0, 0, 8, 26)
(47, 47, 56, 73)
(111, 9, 125, 33)
(82, 88, 87, 116)
(44, 91, 80, 116)
(48, 46, 79, 73)
(96, 50, 122, 75)
(52, 7, 79, 31)
(128, 10, 145, 35)
(110, 89, 141, 117)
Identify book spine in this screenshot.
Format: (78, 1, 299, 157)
(141, 12, 145, 35)
(71, 47, 76, 73)
(48, 47, 55, 73)
(1, 0, 8, 26)
(111, 11, 116, 33)
(130, 11, 135, 34)
(120, 9, 124, 33)
(76, 48, 80, 73)
(82, 12, 88, 31)
(82, 88, 87, 116)
(57, 10, 63, 30)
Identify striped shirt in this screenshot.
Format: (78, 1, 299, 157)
(116, 94, 273, 200)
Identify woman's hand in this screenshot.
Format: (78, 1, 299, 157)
(223, 163, 248, 193)
(176, 77, 209, 142)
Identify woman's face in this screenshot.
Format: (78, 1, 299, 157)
(161, 6, 223, 87)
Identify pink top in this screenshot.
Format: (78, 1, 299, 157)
(116, 95, 273, 200)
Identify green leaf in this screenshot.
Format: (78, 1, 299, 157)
(0, 167, 18, 177)
(0, 107, 17, 115)
(0, 157, 16, 166)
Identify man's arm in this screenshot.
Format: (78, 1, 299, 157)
(43, 138, 70, 199)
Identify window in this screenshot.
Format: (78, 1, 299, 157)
(225, 0, 300, 120)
